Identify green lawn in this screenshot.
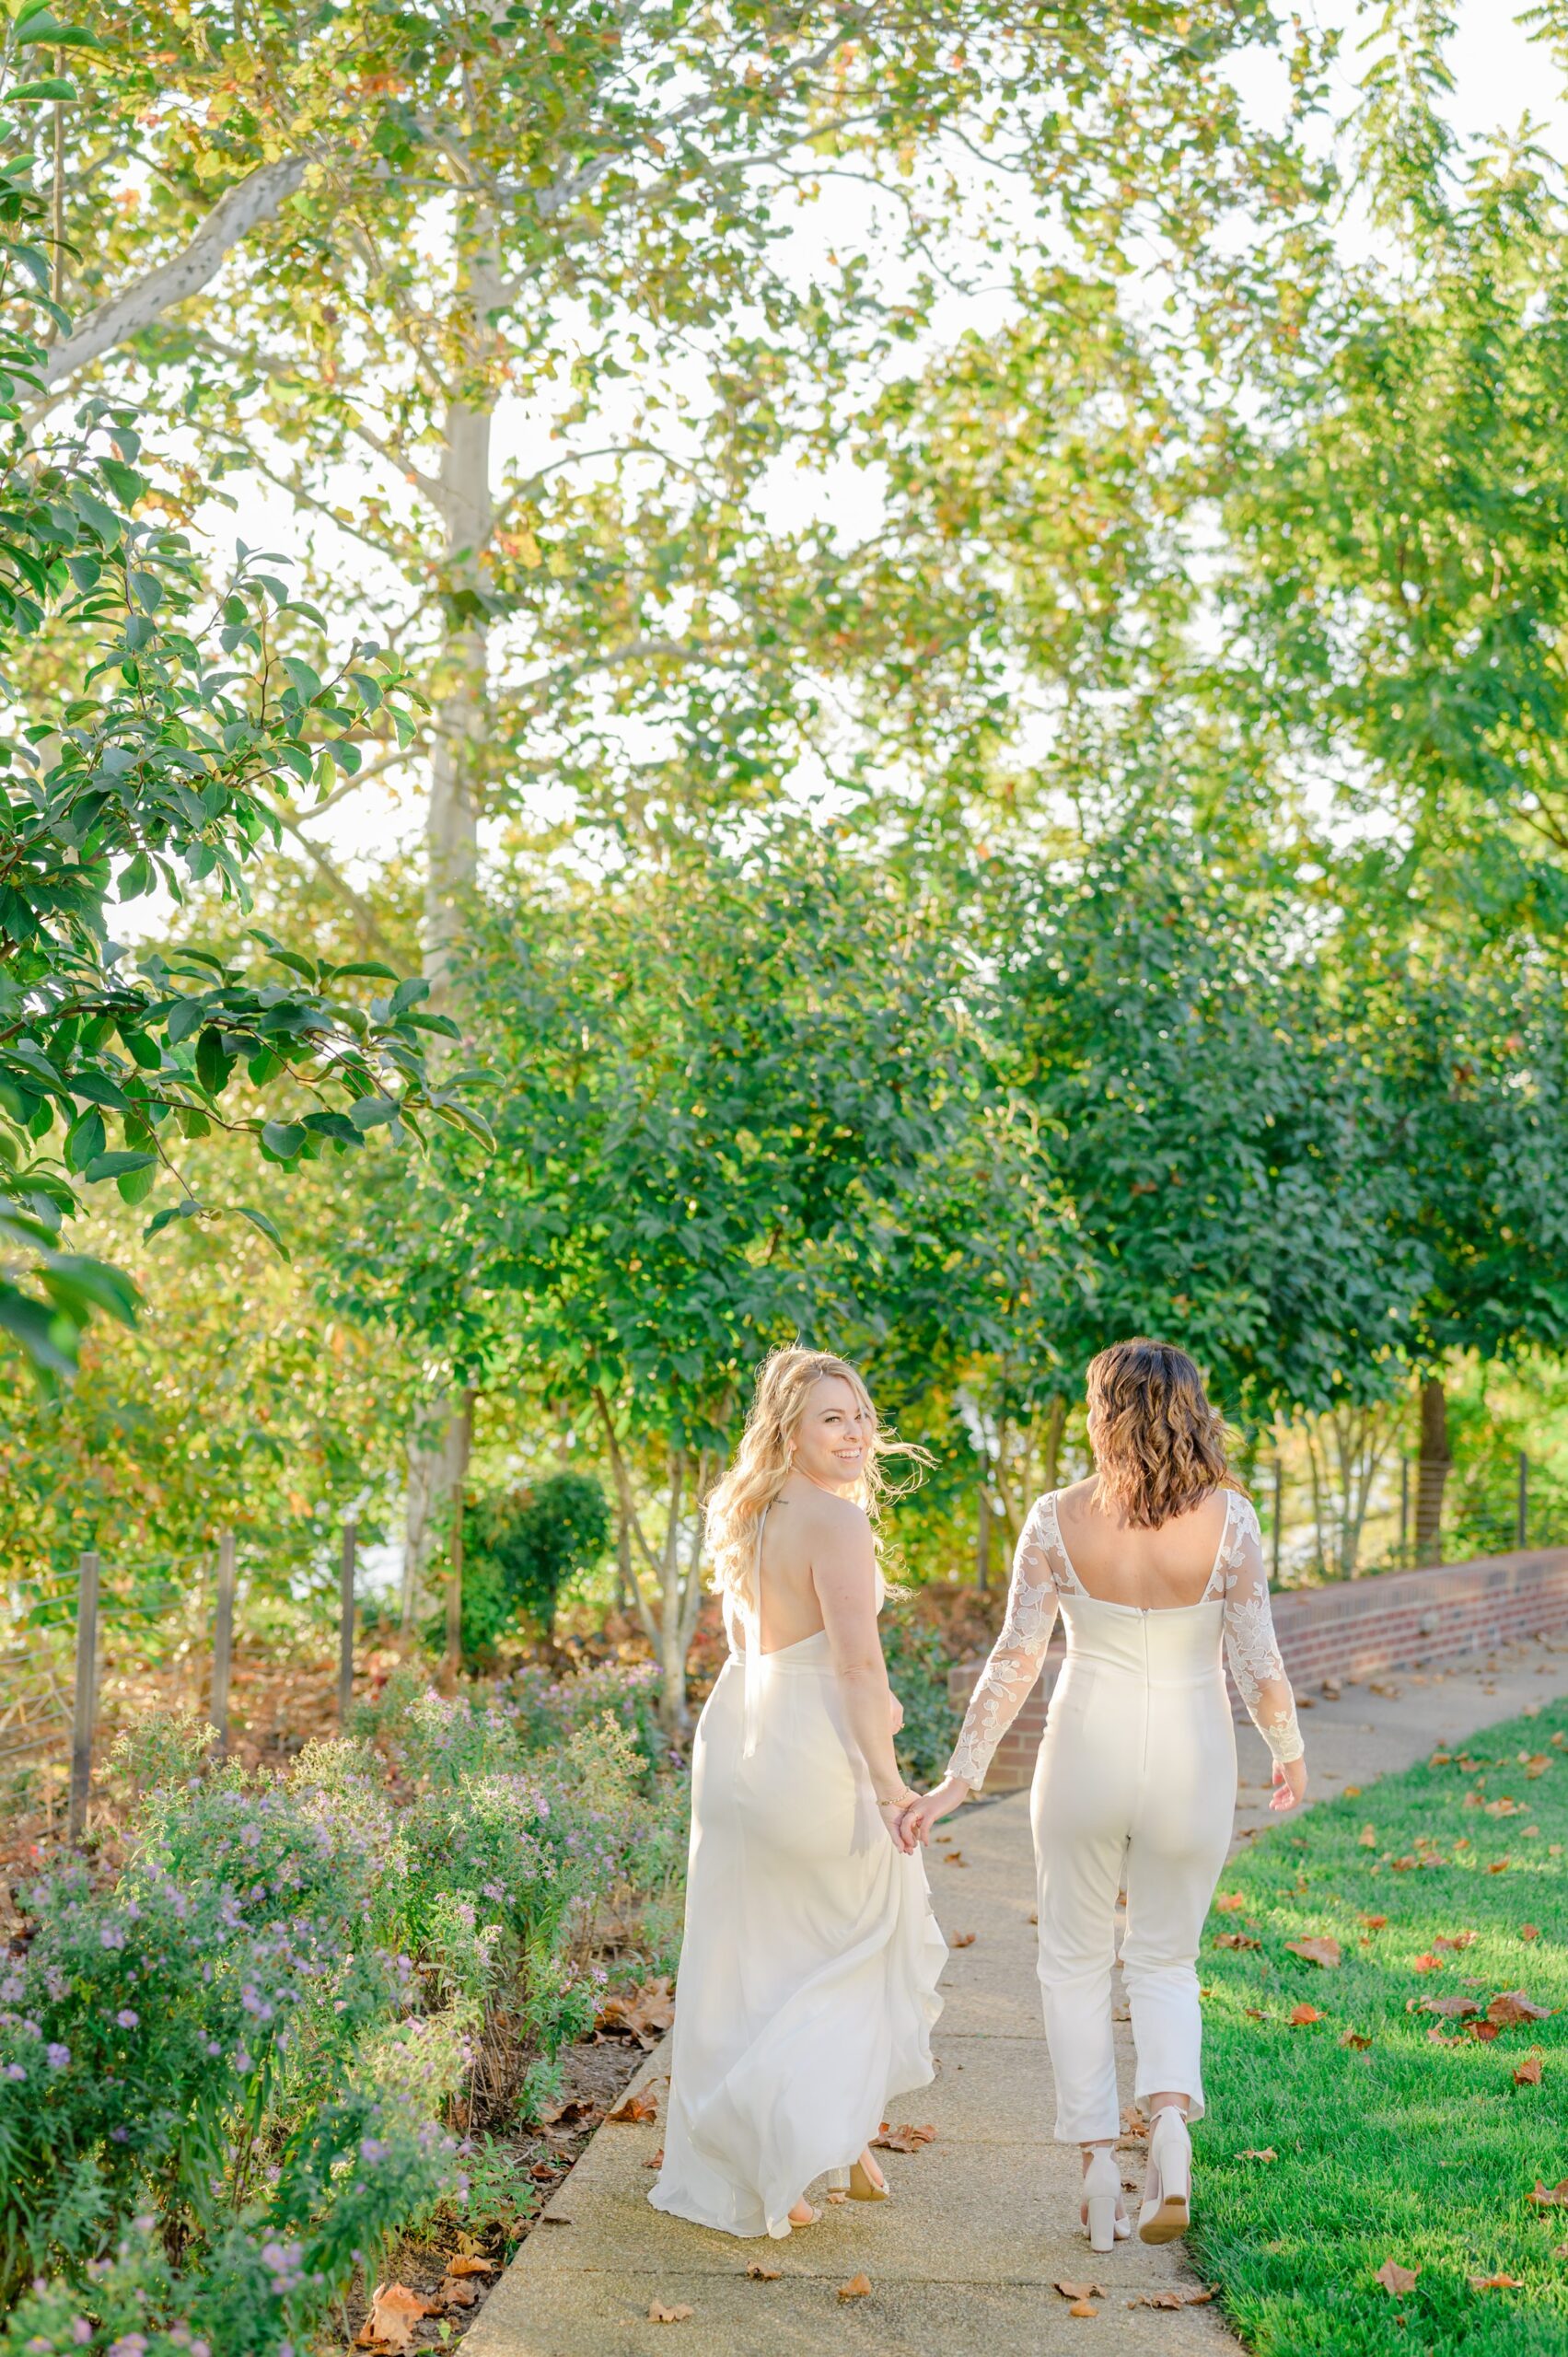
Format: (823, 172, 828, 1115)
(1193, 1697, 1568, 2356)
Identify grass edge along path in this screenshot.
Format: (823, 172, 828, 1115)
(1193, 1697, 1568, 2356)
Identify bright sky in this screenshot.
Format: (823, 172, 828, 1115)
(159, 2, 1568, 913)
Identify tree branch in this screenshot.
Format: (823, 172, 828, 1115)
(42, 155, 319, 389)
(267, 798, 400, 952)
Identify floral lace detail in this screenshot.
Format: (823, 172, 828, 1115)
(946, 1496, 1065, 1790)
(945, 1489, 1304, 1786)
(1213, 1497, 1304, 1766)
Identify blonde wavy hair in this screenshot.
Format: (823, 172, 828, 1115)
(706, 1346, 925, 1613)
(1086, 1338, 1247, 1529)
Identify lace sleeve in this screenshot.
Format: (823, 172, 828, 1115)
(946, 1497, 1062, 1790)
(1221, 1498, 1304, 1766)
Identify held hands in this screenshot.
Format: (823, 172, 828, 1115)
(876, 1794, 920, 1853)
(1270, 1757, 1308, 1813)
(897, 1774, 970, 1850)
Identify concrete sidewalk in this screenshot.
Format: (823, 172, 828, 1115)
(464, 1631, 1568, 2357)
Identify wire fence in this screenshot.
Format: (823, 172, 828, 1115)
(1258, 1451, 1565, 1589)
(0, 1524, 362, 1838)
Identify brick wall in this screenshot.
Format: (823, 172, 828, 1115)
(945, 1546, 1568, 1793)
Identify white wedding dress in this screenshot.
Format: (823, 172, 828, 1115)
(650, 1518, 946, 2238)
(947, 1488, 1302, 2142)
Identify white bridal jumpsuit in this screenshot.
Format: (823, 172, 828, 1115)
(650, 1523, 946, 2239)
(947, 1489, 1302, 2142)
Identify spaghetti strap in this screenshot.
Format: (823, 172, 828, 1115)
(740, 1504, 768, 1759)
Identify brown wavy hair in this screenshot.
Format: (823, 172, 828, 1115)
(1086, 1339, 1245, 1528)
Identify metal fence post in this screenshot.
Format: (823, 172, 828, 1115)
(1518, 1452, 1529, 1550)
(67, 1550, 99, 1841)
(338, 1520, 358, 1728)
(211, 1530, 237, 1758)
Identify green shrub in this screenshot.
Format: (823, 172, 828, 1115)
(443, 1472, 613, 1658)
(882, 1607, 963, 1788)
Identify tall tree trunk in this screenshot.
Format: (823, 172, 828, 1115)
(444, 1388, 475, 1682)
(402, 221, 499, 1597)
(1415, 1374, 1450, 1566)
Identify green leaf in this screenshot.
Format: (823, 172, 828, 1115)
(349, 1095, 400, 1131)
(64, 1108, 106, 1172)
(235, 1204, 289, 1258)
(196, 1027, 234, 1096)
(117, 1161, 157, 1206)
(332, 960, 400, 981)
(144, 1201, 202, 1240)
(260, 1120, 308, 1160)
(7, 75, 79, 101)
(82, 1150, 157, 1183)
(265, 946, 319, 982)
(389, 975, 431, 1016)
(282, 656, 322, 701)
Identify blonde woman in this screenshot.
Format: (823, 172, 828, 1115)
(649, 1348, 945, 2241)
(901, 1340, 1306, 2254)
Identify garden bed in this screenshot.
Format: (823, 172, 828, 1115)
(0, 1660, 688, 2357)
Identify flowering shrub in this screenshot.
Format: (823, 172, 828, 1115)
(0, 1668, 687, 2353)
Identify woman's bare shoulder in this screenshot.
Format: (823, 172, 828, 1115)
(1055, 1476, 1098, 1524)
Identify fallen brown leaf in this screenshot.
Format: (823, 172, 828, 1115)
(872, 2121, 937, 2153)
(356, 2284, 439, 2352)
(1514, 2050, 1544, 2086)
(1054, 2281, 1109, 2300)
(1360, 1913, 1388, 1931)
(1285, 1935, 1342, 1969)
(1288, 2003, 1324, 2026)
(1357, 1826, 1377, 1848)
(1068, 2301, 1098, 2317)
(1421, 1995, 1482, 2018)
(644, 2148, 665, 2170)
(1434, 1931, 1478, 1951)
(1238, 2148, 1277, 2162)
(1469, 2274, 1524, 2292)
(1411, 1955, 1446, 1974)
(1215, 1931, 1260, 1949)
(598, 1977, 676, 2048)
(441, 2277, 481, 2310)
(444, 2256, 495, 2278)
(746, 2261, 782, 2281)
(1489, 1860, 1512, 1875)
(944, 1852, 967, 1867)
(1340, 2031, 1373, 2049)
(1521, 1924, 1541, 1942)
(1528, 2177, 1568, 2207)
(837, 2274, 872, 2302)
(1487, 1991, 1553, 2028)
(950, 1932, 976, 1949)
(608, 2090, 658, 2125)
(1374, 2259, 1420, 2295)
(537, 2095, 599, 2130)
(1214, 1892, 1246, 1913)
(648, 2301, 693, 2323)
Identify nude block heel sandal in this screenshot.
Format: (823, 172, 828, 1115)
(1081, 2149, 1127, 2254)
(1137, 2107, 1191, 2244)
